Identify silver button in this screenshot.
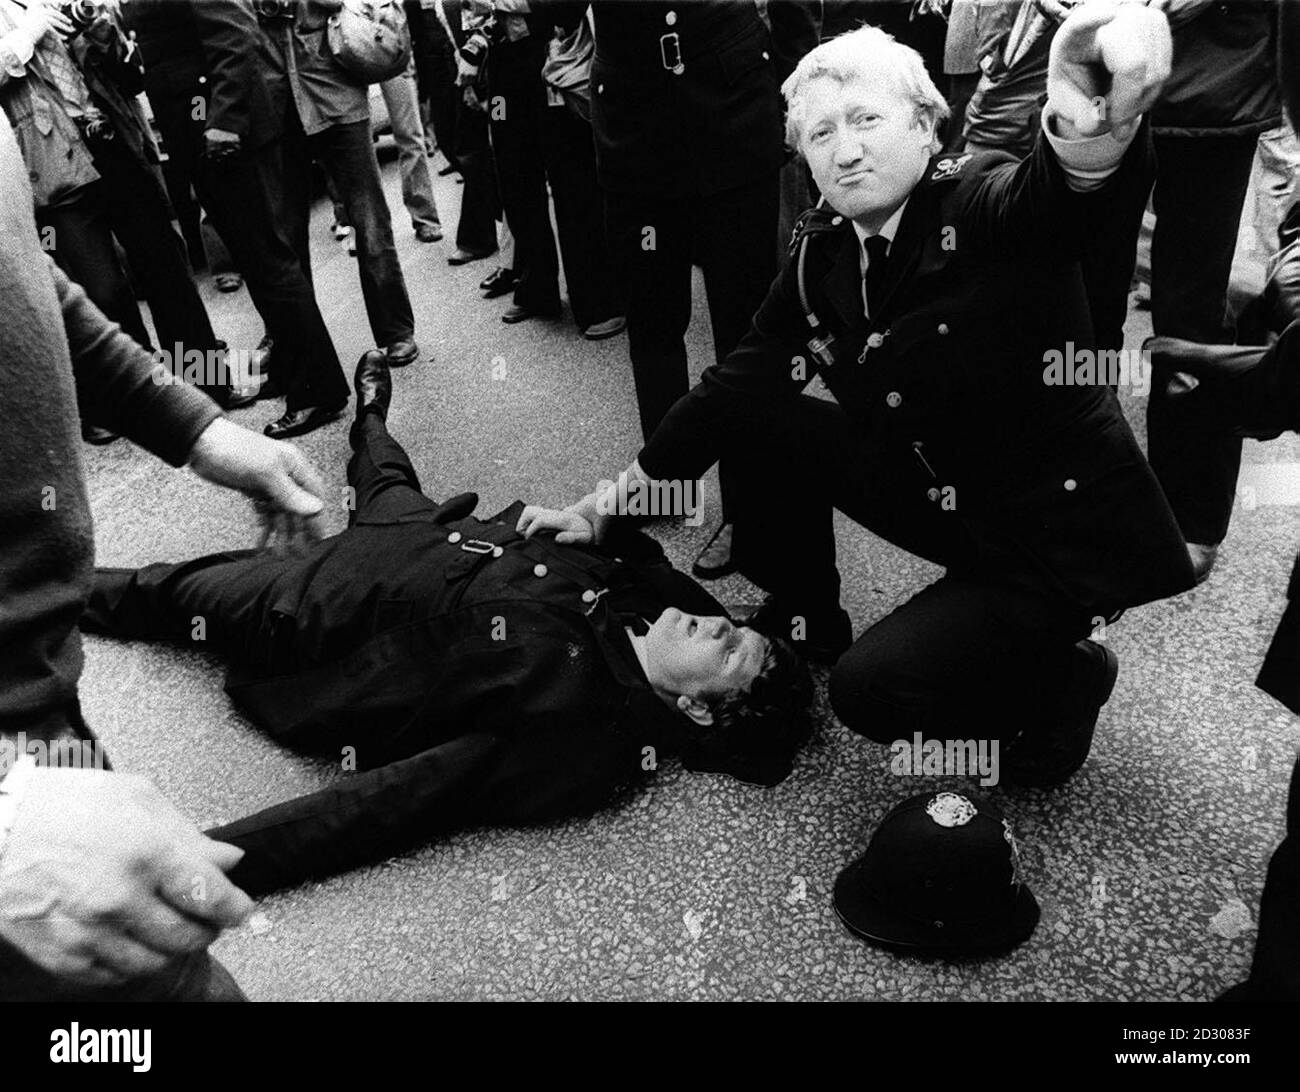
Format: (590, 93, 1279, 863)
(1064, 479, 1078, 492)
(447, 531, 462, 544)
(926, 487, 940, 502)
(886, 391, 903, 409)
(937, 322, 950, 336)
(533, 563, 548, 577)
(581, 589, 597, 603)
(867, 332, 885, 350)
(762, 50, 770, 60)
(597, 83, 604, 94)
(831, 215, 843, 226)
(665, 10, 677, 25)
(492, 546, 504, 558)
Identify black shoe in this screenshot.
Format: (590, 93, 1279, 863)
(385, 339, 420, 367)
(217, 383, 259, 411)
(691, 522, 736, 580)
(502, 301, 561, 324)
(81, 424, 120, 446)
(353, 350, 392, 421)
(1002, 639, 1119, 788)
(732, 596, 852, 665)
(448, 247, 494, 266)
(263, 404, 345, 440)
(415, 223, 443, 243)
(479, 266, 517, 298)
(251, 335, 274, 374)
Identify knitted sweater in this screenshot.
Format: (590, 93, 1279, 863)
(0, 111, 220, 747)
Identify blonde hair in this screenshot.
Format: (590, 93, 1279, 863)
(782, 25, 950, 154)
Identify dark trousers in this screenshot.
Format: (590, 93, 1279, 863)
(1147, 131, 1260, 545)
(489, 35, 559, 312)
(453, 102, 500, 255)
(540, 102, 623, 328)
(409, 0, 460, 170)
(726, 394, 1095, 745)
(280, 110, 415, 349)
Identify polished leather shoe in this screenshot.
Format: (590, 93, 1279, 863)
(502, 302, 561, 324)
(479, 266, 517, 298)
(583, 315, 627, 341)
(385, 339, 420, 367)
(213, 272, 243, 293)
(81, 424, 120, 446)
(1002, 639, 1119, 788)
(218, 383, 259, 411)
(1187, 542, 1220, 585)
(733, 596, 852, 665)
(691, 521, 736, 580)
(353, 350, 392, 421)
(448, 247, 494, 266)
(251, 334, 274, 373)
(263, 404, 345, 440)
(415, 223, 444, 243)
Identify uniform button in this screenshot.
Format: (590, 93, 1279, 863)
(762, 50, 770, 60)
(447, 531, 462, 544)
(937, 322, 950, 336)
(926, 487, 940, 502)
(581, 589, 597, 603)
(1064, 479, 1078, 492)
(886, 391, 903, 408)
(492, 546, 504, 558)
(831, 215, 843, 226)
(665, 10, 676, 25)
(867, 331, 885, 349)
(198, 76, 207, 85)
(533, 563, 549, 577)
(597, 83, 604, 94)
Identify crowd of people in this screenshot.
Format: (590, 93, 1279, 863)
(0, 0, 1297, 1004)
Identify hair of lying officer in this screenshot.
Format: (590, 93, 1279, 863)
(677, 632, 815, 781)
(781, 24, 951, 155)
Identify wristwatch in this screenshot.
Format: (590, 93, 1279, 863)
(0, 754, 37, 863)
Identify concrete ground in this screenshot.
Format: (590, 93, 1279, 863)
(77, 149, 1299, 1001)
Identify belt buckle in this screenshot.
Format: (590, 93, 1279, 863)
(460, 538, 496, 554)
(659, 32, 684, 75)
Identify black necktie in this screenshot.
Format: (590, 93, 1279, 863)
(863, 234, 890, 319)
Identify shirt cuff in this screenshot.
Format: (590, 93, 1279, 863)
(1042, 105, 1139, 193)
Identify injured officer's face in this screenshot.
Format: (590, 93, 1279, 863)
(642, 607, 768, 725)
(799, 74, 934, 233)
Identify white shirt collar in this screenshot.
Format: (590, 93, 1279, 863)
(852, 199, 909, 262)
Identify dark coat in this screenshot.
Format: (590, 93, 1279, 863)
(197, 499, 736, 894)
(584, 0, 819, 199)
(639, 128, 1197, 618)
(126, 0, 282, 152)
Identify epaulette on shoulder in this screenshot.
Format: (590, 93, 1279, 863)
(927, 151, 976, 184)
(787, 204, 851, 258)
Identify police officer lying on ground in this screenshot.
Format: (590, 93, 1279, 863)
(81, 355, 813, 897)
(527, 3, 1191, 787)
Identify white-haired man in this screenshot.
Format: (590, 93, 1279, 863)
(524, 3, 1192, 787)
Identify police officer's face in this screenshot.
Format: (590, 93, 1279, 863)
(645, 608, 767, 706)
(799, 75, 935, 228)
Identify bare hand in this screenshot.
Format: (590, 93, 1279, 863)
(516, 505, 595, 544)
(187, 417, 328, 554)
(1047, 0, 1172, 141)
(0, 768, 254, 988)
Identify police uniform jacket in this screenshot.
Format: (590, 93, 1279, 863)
(195, 496, 739, 894)
(638, 127, 1198, 618)
(583, 0, 818, 199)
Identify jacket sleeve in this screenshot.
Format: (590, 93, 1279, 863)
(637, 258, 815, 483)
(51, 259, 222, 466)
(948, 118, 1155, 264)
(192, 0, 264, 138)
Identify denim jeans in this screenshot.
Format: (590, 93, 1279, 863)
(281, 111, 416, 349)
(380, 64, 440, 232)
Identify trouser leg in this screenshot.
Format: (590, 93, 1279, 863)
(1147, 132, 1258, 544)
(453, 105, 499, 253)
(314, 120, 417, 348)
(604, 191, 693, 440)
(380, 63, 440, 231)
(347, 411, 440, 525)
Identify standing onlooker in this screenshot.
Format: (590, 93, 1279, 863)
(585, 0, 819, 579)
(379, 55, 443, 242)
(1145, 0, 1281, 581)
(407, 0, 460, 172)
(126, 0, 351, 440)
(0, 0, 249, 427)
(257, 0, 422, 413)
(445, 0, 501, 263)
